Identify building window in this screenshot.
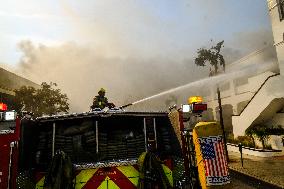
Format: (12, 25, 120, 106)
(278, 0, 284, 21)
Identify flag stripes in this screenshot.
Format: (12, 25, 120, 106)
(198, 135, 230, 185)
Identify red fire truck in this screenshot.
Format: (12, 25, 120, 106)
(0, 108, 185, 189)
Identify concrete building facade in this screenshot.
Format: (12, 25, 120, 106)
(0, 67, 39, 110)
(203, 1, 284, 150)
(268, 0, 284, 75)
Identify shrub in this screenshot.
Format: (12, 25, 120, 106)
(245, 125, 271, 149)
(265, 144, 272, 150)
(228, 135, 257, 148)
(226, 134, 235, 143)
(236, 136, 255, 148)
(266, 125, 284, 135)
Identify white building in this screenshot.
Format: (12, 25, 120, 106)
(268, 0, 284, 74)
(204, 0, 284, 150)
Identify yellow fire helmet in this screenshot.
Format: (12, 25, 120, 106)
(99, 88, 106, 93)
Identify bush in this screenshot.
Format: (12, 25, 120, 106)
(226, 134, 235, 143)
(266, 126, 284, 135)
(236, 136, 255, 148)
(228, 135, 259, 148)
(245, 125, 272, 149)
(265, 144, 272, 150)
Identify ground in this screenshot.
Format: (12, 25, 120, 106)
(228, 151, 284, 188)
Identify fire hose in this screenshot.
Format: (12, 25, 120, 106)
(119, 103, 133, 109)
(7, 141, 16, 189)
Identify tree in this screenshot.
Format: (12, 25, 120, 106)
(14, 86, 37, 114)
(252, 126, 270, 149)
(14, 82, 69, 117)
(246, 125, 281, 149)
(194, 40, 225, 76)
(245, 127, 256, 148)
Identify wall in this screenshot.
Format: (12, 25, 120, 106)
(204, 71, 276, 120)
(0, 67, 39, 90)
(268, 0, 284, 75)
(0, 67, 39, 110)
(232, 75, 284, 136)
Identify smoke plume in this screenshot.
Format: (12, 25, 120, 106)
(16, 28, 277, 112)
(17, 40, 208, 112)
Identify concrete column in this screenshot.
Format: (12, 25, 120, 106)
(230, 80, 237, 97)
(231, 103, 238, 115)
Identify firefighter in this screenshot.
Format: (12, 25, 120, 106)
(91, 88, 115, 110)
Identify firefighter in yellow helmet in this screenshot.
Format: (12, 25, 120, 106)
(91, 88, 115, 110)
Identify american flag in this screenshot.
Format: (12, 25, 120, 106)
(199, 135, 230, 185)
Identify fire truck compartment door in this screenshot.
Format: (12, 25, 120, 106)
(0, 144, 10, 189)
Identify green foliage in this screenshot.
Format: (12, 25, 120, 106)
(245, 124, 284, 150)
(226, 133, 235, 143)
(228, 135, 258, 148)
(265, 144, 272, 150)
(14, 86, 37, 114)
(194, 40, 225, 76)
(245, 128, 256, 148)
(265, 125, 284, 135)
(245, 125, 271, 149)
(14, 82, 69, 117)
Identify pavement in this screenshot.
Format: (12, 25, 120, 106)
(228, 151, 284, 189)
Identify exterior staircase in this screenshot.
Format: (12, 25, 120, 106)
(232, 74, 284, 136)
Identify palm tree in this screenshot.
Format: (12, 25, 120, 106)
(194, 40, 225, 76)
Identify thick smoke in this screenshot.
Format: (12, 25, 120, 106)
(17, 40, 208, 112)
(16, 28, 277, 112)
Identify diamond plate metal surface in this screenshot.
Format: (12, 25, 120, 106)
(74, 159, 138, 170)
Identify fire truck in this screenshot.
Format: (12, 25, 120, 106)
(0, 107, 187, 189)
(0, 95, 212, 189)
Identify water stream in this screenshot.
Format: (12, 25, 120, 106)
(130, 60, 277, 106)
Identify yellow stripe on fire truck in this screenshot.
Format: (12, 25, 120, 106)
(97, 176, 120, 189)
(74, 168, 99, 189)
(162, 164, 173, 187)
(35, 176, 45, 189)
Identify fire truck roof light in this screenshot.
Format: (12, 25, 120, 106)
(0, 103, 8, 111)
(188, 96, 203, 104)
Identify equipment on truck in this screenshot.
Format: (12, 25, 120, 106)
(179, 96, 230, 189)
(192, 122, 230, 189)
